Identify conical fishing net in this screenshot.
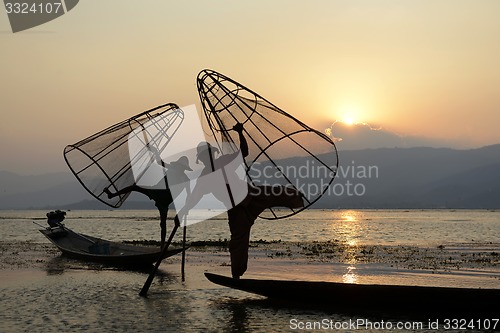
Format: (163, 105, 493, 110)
(63, 103, 184, 208)
(197, 69, 338, 219)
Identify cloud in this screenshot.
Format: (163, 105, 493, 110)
(325, 121, 456, 150)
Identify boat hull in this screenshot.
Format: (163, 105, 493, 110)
(40, 227, 184, 267)
(205, 273, 500, 317)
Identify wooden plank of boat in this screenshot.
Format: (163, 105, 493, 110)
(205, 273, 500, 317)
(40, 226, 185, 267)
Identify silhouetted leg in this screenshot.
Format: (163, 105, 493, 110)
(103, 185, 142, 199)
(227, 186, 304, 278)
(159, 209, 168, 248)
(228, 206, 253, 279)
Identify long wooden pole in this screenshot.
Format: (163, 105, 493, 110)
(181, 223, 187, 281)
(139, 224, 178, 297)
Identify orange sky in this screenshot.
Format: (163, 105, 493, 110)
(1, 1, 500, 174)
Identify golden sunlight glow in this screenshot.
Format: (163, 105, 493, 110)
(338, 103, 364, 126)
(343, 117, 355, 125)
(336, 210, 364, 247)
(342, 265, 359, 284)
(337, 211, 364, 283)
(341, 210, 359, 222)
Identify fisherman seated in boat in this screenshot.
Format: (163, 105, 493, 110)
(175, 123, 304, 279)
(104, 150, 192, 249)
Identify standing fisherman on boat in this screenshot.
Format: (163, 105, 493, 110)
(176, 123, 304, 279)
(104, 147, 192, 248)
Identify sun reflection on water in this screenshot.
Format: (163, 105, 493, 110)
(336, 210, 365, 283)
(337, 210, 364, 247)
(342, 265, 358, 284)
(341, 210, 358, 222)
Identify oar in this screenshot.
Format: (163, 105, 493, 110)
(181, 215, 187, 281)
(33, 220, 98, 245)
(32, 220, 47, 229)
(139, 222, 179, 297)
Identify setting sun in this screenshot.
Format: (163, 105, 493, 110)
(343, 117, 355, 125)
(337, 103, 364, 126)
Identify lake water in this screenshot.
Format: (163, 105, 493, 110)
(0, 209, 499, 332)
(2, 209, 499, 246)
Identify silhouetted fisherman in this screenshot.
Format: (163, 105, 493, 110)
(105, 150, 192, 248)
(176, 123, 304, 279)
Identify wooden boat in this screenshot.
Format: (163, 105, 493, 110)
(40, 225, 185, 267)
(205, 273, 500, 317)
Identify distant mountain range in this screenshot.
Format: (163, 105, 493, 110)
(315, 144, 500, 209)
(1, 144, 500, 210)
(0, 170, 149, 210)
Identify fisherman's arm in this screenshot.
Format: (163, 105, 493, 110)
(233, 123, 248, 158)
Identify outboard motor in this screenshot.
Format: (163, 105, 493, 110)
(47, 210, 66, 228)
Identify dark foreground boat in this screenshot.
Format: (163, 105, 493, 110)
(205, 273, 500, 317)
(40, 225, 185, 267)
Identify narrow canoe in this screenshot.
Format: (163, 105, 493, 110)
(205, 273, 499, 317)
(40, 226, 185, 267)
